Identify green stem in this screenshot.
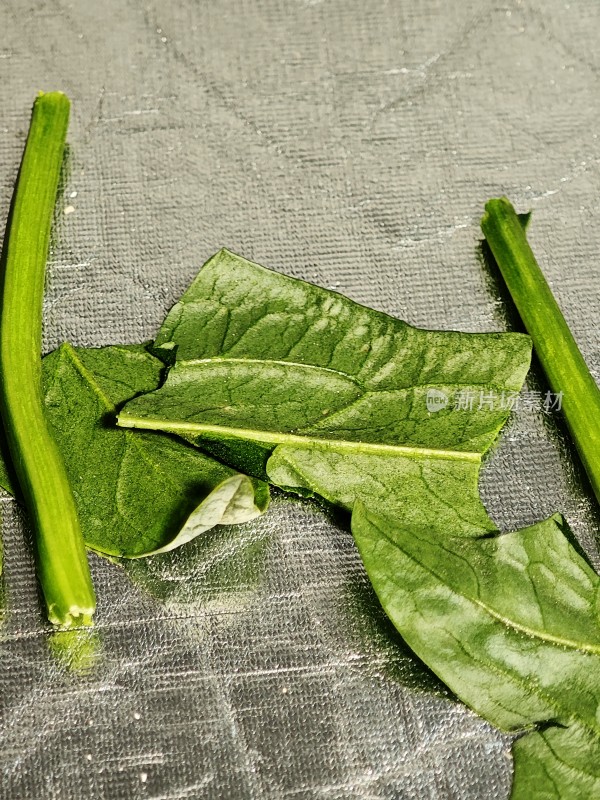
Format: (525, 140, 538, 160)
(0, 93, 96, 626)
(481, 197, 600, 507)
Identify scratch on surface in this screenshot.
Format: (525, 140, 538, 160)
(375, 53, 441, 116)
(371, 6, 495, 125)
(43, 285, 85, 312)
(520, 1, 600, 79)
(555, 157, 600, 189)
(51, 260, 96, 272)
(514, 157, 600, 207)
(391, 220, 471, 249)
(103, 752, 166, 767)
(388, 53, 441, 79)
(139, 6, 311, 167)
(528, 188, 559, 201)
(102, 108, 160, 123)
(122, 108, 159, 117)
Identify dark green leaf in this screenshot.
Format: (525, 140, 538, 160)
(116, 249, 600, 797)
(0, 343, 269, 558)
(119, 248, 531, 535)
(512, 723, 600, 800)
(352, 504, 600, 800)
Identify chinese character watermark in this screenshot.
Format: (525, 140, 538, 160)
(425, 388, 562, 413)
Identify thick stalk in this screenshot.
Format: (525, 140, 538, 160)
(481, 197, 600, 507)
(0, 92, 96, 626)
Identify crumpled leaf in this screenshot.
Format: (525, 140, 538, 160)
(352, 504, 600, 800)
(119, 248, 531, 536)
(0, 343, 269, 558)
(143, 472, 268, 557)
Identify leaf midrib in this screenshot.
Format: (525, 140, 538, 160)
(121, 353, 509, 461)
(126, 355, 514, 460)
(117, 414, 483, 463)
(362, 518, 600, 741)
(60, 343, 200, 513)
(371, 515, 600, 657)
(61, 343, 116, 412)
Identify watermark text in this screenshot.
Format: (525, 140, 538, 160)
(426, 388, 562, 413)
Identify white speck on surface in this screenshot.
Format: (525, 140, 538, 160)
(133, 712, 141, 720)
(86, 754, 92, 761)
(69, 191, 78, 198)
(64, 205, 75, 215)
(140, 772, 148, 783)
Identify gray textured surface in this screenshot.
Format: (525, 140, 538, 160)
(1, 1, 600, 798)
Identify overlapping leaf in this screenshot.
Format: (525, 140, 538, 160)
(0, 247, 591, 796)
(353, 506, 600, 800)
(0, 343, 269, 557)
(116, 249, 600, 797)
(119, 248, 531, 535)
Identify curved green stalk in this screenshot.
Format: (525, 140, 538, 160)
(481, 197, 600, 507)
(0, 92, 96, 626)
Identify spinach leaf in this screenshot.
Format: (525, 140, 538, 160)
(353, 504, 600, 799)
(0, 343, 269, 557)
(119, 248, 531, 534)
(117, 249, 600, 797)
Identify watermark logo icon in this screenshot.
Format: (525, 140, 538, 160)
(426, 388, 449, 413)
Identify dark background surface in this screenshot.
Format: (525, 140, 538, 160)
(1, 1, 599, 798)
